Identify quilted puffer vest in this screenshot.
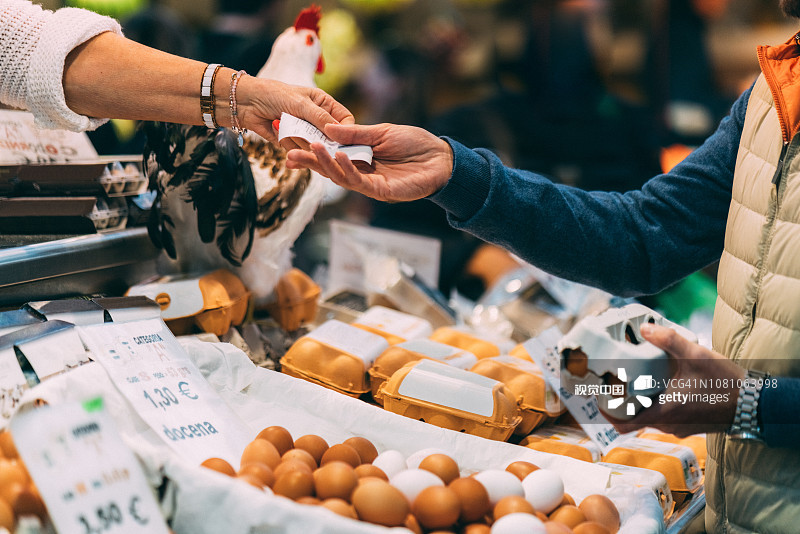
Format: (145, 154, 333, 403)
(708, 38, 800, 534)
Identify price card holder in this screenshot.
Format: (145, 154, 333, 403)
(523, 326, 624, 454)
(77, 319, 252, 467)
(11, 398, 170, 534)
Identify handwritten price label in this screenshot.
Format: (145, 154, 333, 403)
(78, 319, 251, 467)
(10, 398, 169, 534)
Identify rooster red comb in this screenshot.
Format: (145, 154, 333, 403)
(294, 5, 321, 35)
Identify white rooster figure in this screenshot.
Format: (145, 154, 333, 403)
(143, 5, 326, 307)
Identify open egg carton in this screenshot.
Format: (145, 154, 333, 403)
(96, 156, 147, 197)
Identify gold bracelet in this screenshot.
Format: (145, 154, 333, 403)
(229, 70, 248, 146)
(200, 63, 222, 128)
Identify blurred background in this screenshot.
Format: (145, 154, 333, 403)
(29, 0, 800, 302)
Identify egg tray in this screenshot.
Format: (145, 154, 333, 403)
(519, 425, 603, 464)
(598, 461, 675, 521)
(126, 269, 250, 337)
(601, 437, 703, 494)
(351, 305, 433, 346)
(367, 339, 478, 405)
(88, 196, 129, 233)
(279, 320, 389, 398)
(429, 326, 504, 360)
(470, 355, 565, 436)
(379, 359, 522, 441)
(96, 157, 148, 197)
(558, 303, 697, 420)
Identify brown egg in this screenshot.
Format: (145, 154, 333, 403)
(545, 521, 575, 534)
(564, 349, 588, 377)
(462, 524, 492, 534)
(296, 496, 322, 505)
(549, 505, 586, 528)
(200, 458, 236, 477)
(343, 436, 379, 464)
(273, 470, 314, 500)
(237, 473, 266, 490)
(536, 511, 550, 522)
(561, 493, 576, 507)
(2, 483, 46, 520)
(314, 461, 359, 501)
(0, 498, 13, 531)
(282, 448, 317, 471)
(404, 514, 424, 534)
(578, 495, 620, 534)
(354, 464, 388, 480)
(320, 443, 361, 468)
(412, 486, 461, 530)
(357, 475, 388, 487)
(419, 454, 460, 485)
(0, 432, 18, 459)
(240, 439, 281, 470)
(256, 426, 294, 456)
(351, 479, 409, 527)
(493, 495, 536, 520)
(573, 522, 611, 534)
(294, 435, 329, 465)
(321, 498, 358, 519)
(238, 462, 276, 488)
(448, 477, 490, 523)
(505, 461, 539, 481)
(274, 459, 313, 480)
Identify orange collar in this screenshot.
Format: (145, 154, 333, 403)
(758, 32, 800, 143)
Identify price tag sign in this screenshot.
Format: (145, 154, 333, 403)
(11, 398, 170, 534)
(523, 327, 624, 453)
(78, 319, 251, 467)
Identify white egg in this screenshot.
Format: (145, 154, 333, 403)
(389, 468, 444, 502)
(405, 447, 449, 469)
(372, 450, 407, 478)
(490, 512, 546, 533)
(473, 469, 524, 506)
(521, 468, 564, 514)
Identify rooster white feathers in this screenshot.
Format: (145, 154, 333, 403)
(143, 5, 326, 306)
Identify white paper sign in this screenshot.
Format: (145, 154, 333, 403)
(0, 109, 98, 163)
(277, 113, 373, 163)
(328, 219, 441, 291)
(11, 398, 170, 534)
(523, 326, 624, 453)
(78, 319, 251, 467)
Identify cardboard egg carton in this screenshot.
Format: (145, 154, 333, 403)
(558, 303, 697, 420)
(379, 359, 522, 441)
(470, 355, 565, 435)
(602, 437, 703, 495)
(352, 305, 433, 346)
(280, 319, 389, 397)
(368, 338, 477, 404)
(127, 269, 250, 337)
(518, 424, 603, 463)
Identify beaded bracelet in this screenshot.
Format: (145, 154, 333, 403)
(200, 63, 222, 128)
(229, 70, 249, 146)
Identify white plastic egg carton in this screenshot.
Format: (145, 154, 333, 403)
(558, 303, 697, 420)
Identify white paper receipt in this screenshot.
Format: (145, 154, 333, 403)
(278, 112, 373, 164)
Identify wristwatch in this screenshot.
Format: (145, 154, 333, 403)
(728, 369, 769, 442)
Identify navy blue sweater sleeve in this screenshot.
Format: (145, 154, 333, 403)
(429, 87, 752, 297)
(760, 377, 800, 448)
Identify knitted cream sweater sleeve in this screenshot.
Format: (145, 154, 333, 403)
(0, 0, 122, 131)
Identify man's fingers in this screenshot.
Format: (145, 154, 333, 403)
(640, 323, 694, 356)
